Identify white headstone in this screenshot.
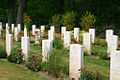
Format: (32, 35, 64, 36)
(89, 28, 95, 43)
(107, 35, 118, 56)
(41, 25, 45, 33)
(32, 25, 36, 35)
(6, 23, 10, 34)
(6, 23, 8, 28)
(106, 30, 113, 42)
(11, 24, 14, 33)
(48, 30, 55, 40)
(24, 26, 27, 37)
(69, 44, 84, 79)
(0, 22, 2, 34)
(35, 29, 40, 44)
(83, 33, 92, 55)
(50, 26, 55, 32)
(6, 34, 13, 56)
(22, 37, 30, 59)
(17, 24, 21, 32)
(64, 31, 71, 48)
(61, 27, 66, 40)
(74, 28, 80, 41)
(110, 50, 120, 80)
(14, 27, 19, 41)
(42, 40, 53, 61)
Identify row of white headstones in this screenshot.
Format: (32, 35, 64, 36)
(0, 22, 119, 80)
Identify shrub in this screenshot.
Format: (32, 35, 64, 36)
(47, 49, 69, 77)
(0, 49, 7, 58)
(25, 54, 42, 72)
(62, 11, 76, 30)
(50, 14, 61, 33)
(80, 11, 96, 31)
(7, 49, 24, 64)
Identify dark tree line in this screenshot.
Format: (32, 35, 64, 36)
(0, 0, 120, 30)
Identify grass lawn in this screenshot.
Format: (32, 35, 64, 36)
(0, 35, 110, 80)
(0, 59, 49, 80)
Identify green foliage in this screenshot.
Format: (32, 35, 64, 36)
(7, 49, 24, 64)
(25, 54, 42, 72)
(62, 11, 76, 30)
(0, 48, 7, 58)
(80, 11, 96, 31)
(50, 14, 61, 32)
(79, 68, 103, 80)
(53, 40, 64, 50)
(47, 49, 69, 77)
(94, 39, 107, 47)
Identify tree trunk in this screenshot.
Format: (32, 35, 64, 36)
(16, 0, 27, 29)
(8, 0, 14, 27)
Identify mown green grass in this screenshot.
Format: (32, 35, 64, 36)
(0, 38, 110, 80)
(0, 59, 49, 80)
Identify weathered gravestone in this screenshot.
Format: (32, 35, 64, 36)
(14, 27, 19, 41)
(6, 23, 10, 34)
(41, 25, 45, 33)
(83, 33, 92, 55)
(32, 25, 36, 35)
(89, 28, 95, 43)
(6, 34, 13, 56)
(21, 37, 30, 59)
(110, 50, 120, 80)
(61, 27, 66, 40)
(42, 40, 53, 61)
(69, 44, 84, 80)
(24, 26, 27, 37)
(0, 22, 2, 35)
(17, 24, 21, 32)
(48, 30, 55, 40)
(50, 26, 55, 32)
(64, 31, 71, 48)
(106, 30, 113, 42)
(107, 35, 118, 57)
(11, 24, 14, 33)
(74, 28, 80, 41)
(35, 29, 40, 44)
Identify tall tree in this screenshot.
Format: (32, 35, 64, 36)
(16, 0, 27, 28)
(8, 0, 14, 27)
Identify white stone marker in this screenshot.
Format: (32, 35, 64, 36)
(35, 29, 40, 44)
(6, 23, 10, 34)
(32, 25, 36, 35)
(6, 23, 8, 28)
(74, 28, 80, 41)
(48, 30, 55, 40)
(106, 29, 113, 42)
(50, 26, 55, 32)
(11, 24, 14, 33)
(61, 27, 66, 40)
(64, 31, 71, 48)
(42, 40, 53, 61)
(89, 28, 95, 43)
(24, 26, 27, 37)
(14, 27, 19, 41)
(22, 37, 30, 59)
(6, 34, 13, 56)
(0, 22, 2, 35)
(107, 35, 118, 56)
(83, 33, 92, 55)
(41, 25, 45, 33)
(110, 50, 120, 80)
(17, 24, 21, 32)
(69, 44, 84, 80)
